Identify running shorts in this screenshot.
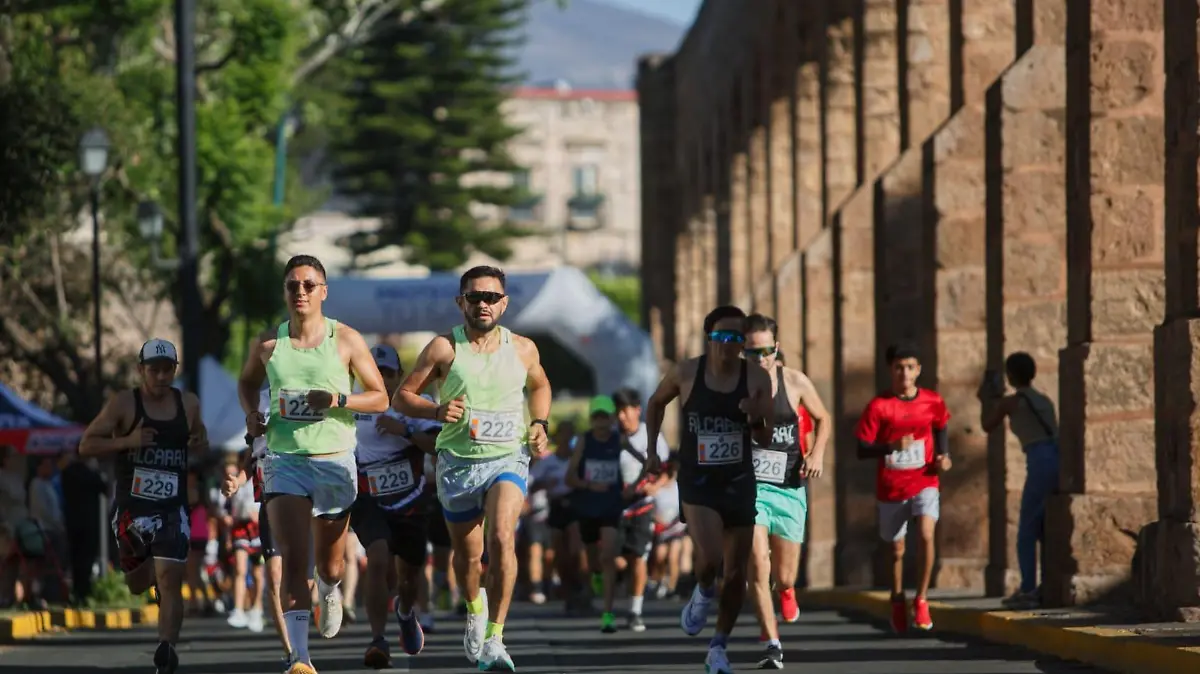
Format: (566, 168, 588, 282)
(678, 474, 757, 529)
(436, 450, 530, 524)
(754, 483, 808, 544)
(877, 487, 940, 542)
(111, 505, 190, 570)
(259, 506, 279, 558)
(261, 451, 358, 519)
(618, 510, 656, 559)
(350, 494, 428, 567)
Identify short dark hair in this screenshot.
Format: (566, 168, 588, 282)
(1005, 351, 1037, 385)
(703, 305, 746, 334)
(611, 387, 641, 411)
(284, 254, 327, 280)
(744, 313, 778, 340)
(886, 342, 921, 364)
(776, 350, 786, 366)
(460, 265, 506, 293)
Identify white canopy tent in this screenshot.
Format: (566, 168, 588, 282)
(176, 356, 253, 451)
(322, 267, 661, 403)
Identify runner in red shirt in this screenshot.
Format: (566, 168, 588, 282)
(854, 343, 952, 634)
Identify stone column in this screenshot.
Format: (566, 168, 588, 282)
(823, 2, 859, 212)
(796, 57, 823, 248)
(749, 54, 771, 312)
(635, 54, 679, 362)
(715, 110, 734, 305)
(832, 187, 879, 586)
(981, 0, 1067, 598)
(803, 228, 838, 588)
(902, 0, 951, 144)
(1047, 0, 1164, 607)
(1134, 0, 1200, 621)
(859, 0, 900, 179)
(729, 76, 751, 308)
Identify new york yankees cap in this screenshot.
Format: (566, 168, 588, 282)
(372, 343, 401, 371)
(139, 338, 179, 364)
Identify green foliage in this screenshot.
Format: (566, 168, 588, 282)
(86, 571, 148, 609)
(587, 271, 640, 324)
(333, 0, 533, 271)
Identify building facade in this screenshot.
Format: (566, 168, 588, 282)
(638, 0, 1200, 619)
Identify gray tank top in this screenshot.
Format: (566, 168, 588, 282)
(1009, 387, 1058, 447)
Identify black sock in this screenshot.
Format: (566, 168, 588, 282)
(153, 641, 173, 666)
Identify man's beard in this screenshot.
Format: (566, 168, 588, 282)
(465, 313, 497, 331)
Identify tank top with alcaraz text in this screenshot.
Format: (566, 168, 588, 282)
(114, 389, 190, 512)
(678, 356, 754, 488)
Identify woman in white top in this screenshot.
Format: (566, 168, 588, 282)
(978, 352, 1059, 608)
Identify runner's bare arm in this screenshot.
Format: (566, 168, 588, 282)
(79, 391, 135, 456)
(564, 435, 589, 490)
(645, 362, 683, 460)
(342, 325, 390, 413)
(517, 336, 551, 420)
(746, 364, 775, 447)
(790, 370, 831, 457)
(238, 330, 272, 417)
(394, 334, 454, 419)
(182, 391, 209, 453)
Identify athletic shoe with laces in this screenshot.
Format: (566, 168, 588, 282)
(363, 636, 391, 670)
(890, 596, 908, 634)
(757, 642, 783, 669)
(912, 596, 933, 631)
(705, 644, 733, 674)
(396, 604, 426, 655)
(680, 584, 713, 636)
(153, 642, 178, 674)
(316, 578, 343, 638)
(477, 635, 515, 671)
(464, 588, 488, 663)
(627, 612, 646, 633)
(779, 587, 800, 623)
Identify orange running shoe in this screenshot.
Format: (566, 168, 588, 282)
(912, 596, 933, 631)
(779, 588, 800, 623)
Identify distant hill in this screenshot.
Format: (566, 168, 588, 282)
(515, 0, 686, 89)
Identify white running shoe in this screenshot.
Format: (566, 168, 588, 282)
(316, 578, 344, 639)
(463, 588, 489, 663)
(477, 634, 515, 671)
(247, 608, 265, 633)
(226, 608, 248, 629)
(680, 584, 713, 636)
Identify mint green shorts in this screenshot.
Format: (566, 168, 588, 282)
(754, 483, 807, 543)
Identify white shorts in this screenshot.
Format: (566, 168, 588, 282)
(877, 487, 940, 542)
(261, 451, 358, 519)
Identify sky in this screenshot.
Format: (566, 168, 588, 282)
(594, 0, 703, 26)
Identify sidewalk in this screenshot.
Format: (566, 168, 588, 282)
(802, 588, 1200, 674)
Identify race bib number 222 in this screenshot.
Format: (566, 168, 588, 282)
(278, 389, 326, 422)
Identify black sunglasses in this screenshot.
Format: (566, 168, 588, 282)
(461, 291, 506, 305)
(285, 280, 326, 295)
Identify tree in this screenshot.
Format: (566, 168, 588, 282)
(332, 0, 533, 271)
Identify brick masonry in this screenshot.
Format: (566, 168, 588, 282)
(637, 0, 1200, 617)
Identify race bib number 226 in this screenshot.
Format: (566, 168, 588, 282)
(698, 433, 744, 465)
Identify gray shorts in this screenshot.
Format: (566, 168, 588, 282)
(436, 450, 530, 524)
(261, 451, 358, 519)
(877, 487, 940, 542)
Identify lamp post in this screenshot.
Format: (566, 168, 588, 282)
(137, 200, 179, 269)
(176, 0, 202, 400)
(79, 127, 110, 402)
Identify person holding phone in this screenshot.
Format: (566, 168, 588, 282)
(855, 343, 951, 635)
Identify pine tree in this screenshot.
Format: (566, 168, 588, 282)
(333, 0, 533, 272)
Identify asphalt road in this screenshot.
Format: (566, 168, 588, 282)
(0, 598, 1107, 673)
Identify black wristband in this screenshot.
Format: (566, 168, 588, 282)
(337, 393, 347, 408)
(531, 419, 549, 434)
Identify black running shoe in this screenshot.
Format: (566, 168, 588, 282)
(757, 643, 783, 670)
(153, 641, 178, 674)
(627, 613, 646, 633)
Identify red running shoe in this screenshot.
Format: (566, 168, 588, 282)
(912, 596, 933, 631)
(890, 597, 908, 634)
(779, 588, 800, 623)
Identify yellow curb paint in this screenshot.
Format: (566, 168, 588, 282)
(801, 589, 1200, 674)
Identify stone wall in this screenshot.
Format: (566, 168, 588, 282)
(638, 0, 1198, 614)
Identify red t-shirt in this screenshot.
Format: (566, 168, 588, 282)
(854, 389, 950, 502)
(798, 405, 814, 455)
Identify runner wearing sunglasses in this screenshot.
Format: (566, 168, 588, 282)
(238, 255, 391, 674)
(394, 265, 552, 671)
(741, 314, 831, 669)
(642, 306, 774, 674)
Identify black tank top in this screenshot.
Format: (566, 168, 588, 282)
(114, 389, 190, 512)
(752, 366, 804, 489)
(572, 430, 625, 516)
(679, 356, 753, 486)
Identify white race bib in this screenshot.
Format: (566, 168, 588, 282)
(366, 462, 415, 497)
(131, 467, 179, 501)
(752, 448, 788, 484)
(469, 409, 521, 444)
(584, 459, 620, 485)
(698, 433, 744, 465)
(278, 389, 327, 422)
(886, 439, 927, 470)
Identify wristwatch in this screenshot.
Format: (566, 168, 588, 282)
(531, 419, 550, 434)
(337, 393, 348, 408)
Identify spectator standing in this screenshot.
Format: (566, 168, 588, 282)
(60, 451, 108, 604)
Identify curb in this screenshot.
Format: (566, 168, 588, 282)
(801, 589, 1200, 674)
(0, 605, 158, 643)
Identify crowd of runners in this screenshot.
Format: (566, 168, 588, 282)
(79, 253, 1060, 674)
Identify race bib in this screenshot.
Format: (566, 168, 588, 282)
(278, 389, 327, 422)
(886, 439, 927, 470)
(584, 459, 620, 485)
(366, 461, 416, 497)
(752, 448, 788, 484)
(469, 409, 521, 444)
(131, 467, 179, 501)
(698, 433, 744, 465)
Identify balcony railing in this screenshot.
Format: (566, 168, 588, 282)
(567, 193, 605, 229)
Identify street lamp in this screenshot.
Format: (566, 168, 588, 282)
(137, 200, 179, 269)
(79, 127, 109, 398)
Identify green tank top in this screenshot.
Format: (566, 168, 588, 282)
(436, 325, 529, 460)
(265, 318, 356, 455)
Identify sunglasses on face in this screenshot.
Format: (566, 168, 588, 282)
(461, 291, 506, 305)
(285, 280, 325, 295)
(708, 330, 745, 344)
(744, 345, 778, 360)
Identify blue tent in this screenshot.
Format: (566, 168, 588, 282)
(322, 267, 660, 401)
(0, 383, 82, 454)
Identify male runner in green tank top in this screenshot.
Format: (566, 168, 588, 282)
(395, 265, 552, 672)
(237, 255, 390, 674)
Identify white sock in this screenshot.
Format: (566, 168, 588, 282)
(630, 595, 644, 615)
(284, 610, 310, 663)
